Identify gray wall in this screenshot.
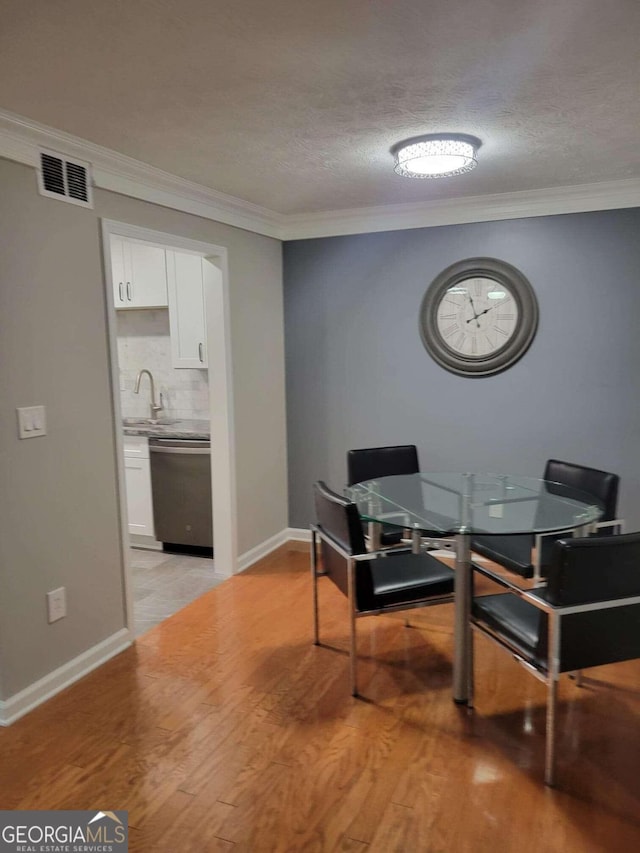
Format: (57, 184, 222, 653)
(0, 158, 287, 701)
(0, 161, 124, 700)
(284, 209, 640, 529)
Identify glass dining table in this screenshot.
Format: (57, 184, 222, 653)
(346, 472, 604, 705)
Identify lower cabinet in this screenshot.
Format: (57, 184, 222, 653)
(123, 436, 155, 539)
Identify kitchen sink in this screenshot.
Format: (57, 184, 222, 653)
(123, 417, 180, 426)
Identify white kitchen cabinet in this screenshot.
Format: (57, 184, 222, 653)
(123, 436, 155, 539)
(166, 250, 208, 368)
(111, 235, 168, 309)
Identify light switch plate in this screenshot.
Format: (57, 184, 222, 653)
(17, 405, 47, 439)
(47, 587, 66, 623)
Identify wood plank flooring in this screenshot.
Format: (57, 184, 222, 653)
(1, 543, 640, 851)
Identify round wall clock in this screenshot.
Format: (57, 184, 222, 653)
(419, 257, 538, 377)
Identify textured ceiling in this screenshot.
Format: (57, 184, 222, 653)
(0, 0, 639, 216)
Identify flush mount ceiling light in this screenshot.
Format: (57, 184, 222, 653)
(392, 134, 481, 178)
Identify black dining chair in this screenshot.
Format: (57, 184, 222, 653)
(347, 444, 420, 486)
(471, 459, 622, 583)
(470, 531, 640, 786)
(311, 480, 455, 696)
(347, 445, 420, 548)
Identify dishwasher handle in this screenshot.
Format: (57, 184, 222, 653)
(149, 438, 210, 455)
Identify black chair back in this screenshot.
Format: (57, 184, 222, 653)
(313, 480, 366, 556)
(347, 445, 419, 486)
(547, 532, 640, 606)
(542, 533, 640, 672)
(313, 481, 372, 605)
(542, 459, 619, 522)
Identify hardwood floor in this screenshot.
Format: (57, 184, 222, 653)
(2, 543, 640, 851)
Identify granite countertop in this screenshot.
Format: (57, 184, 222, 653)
(122, 418, 210, 440)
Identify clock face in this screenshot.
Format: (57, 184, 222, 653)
(435, 276, 519, 358)
(419, 258, 538, 377)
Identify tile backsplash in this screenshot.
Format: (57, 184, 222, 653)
(117, 309, 209, 421)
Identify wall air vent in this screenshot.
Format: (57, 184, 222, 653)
(37, 149, 93, 208)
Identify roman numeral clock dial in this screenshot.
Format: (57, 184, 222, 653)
(419, 258, 538, 377)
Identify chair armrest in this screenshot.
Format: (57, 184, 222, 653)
(471, 561, 556, 613)
(354, 547, 413, 562)
(532, 522, 613, 582)
(472, 559, 640, 617)
(532, 527, 575, 583)
(362, 545, 414, 558)
(534, 526, 580, 547)
(531, 520, 625, 583)
(595, 518, 624, 533)
(312, 522, 413, 564)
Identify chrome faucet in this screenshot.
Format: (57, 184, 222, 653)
(134, 369, 163, 420)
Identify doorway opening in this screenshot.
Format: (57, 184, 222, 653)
(101, 220, 237, 637)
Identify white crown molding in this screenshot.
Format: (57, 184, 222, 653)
(1, 109, 639, 242)
(0, 109, 286, 239)
(280, 179, 640, 240)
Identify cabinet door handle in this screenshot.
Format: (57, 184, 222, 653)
(118, 282, 124, 302)
(198, 342, 204, 362)
(126, 281, 132, 301)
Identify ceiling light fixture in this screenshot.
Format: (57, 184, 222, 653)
(392, 134, 480, 179)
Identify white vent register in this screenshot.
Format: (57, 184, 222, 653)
(37, 149, 93, 208)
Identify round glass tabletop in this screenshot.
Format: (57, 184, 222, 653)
(346, 472, 604, 536)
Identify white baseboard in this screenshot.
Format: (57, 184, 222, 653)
(286, 527, 312, 542)
(236, 529, 290, 572)
(235, 527, 312, 572)
(0, 628, 132, 726)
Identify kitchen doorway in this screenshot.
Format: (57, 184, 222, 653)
(101, 220, 237, 636)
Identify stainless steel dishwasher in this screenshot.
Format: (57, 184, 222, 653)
(149, 438, 213, 553)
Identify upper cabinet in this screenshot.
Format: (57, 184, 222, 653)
(111, 235, 168, 309)
(166, 250, 209, 369)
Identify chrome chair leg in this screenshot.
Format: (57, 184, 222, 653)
(467, 626, 475, 709)
(311, 529, 319, 645)
(348, 558, 358, 696)
(545, 675, 558, 786)
(545, 612, 560, 786)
